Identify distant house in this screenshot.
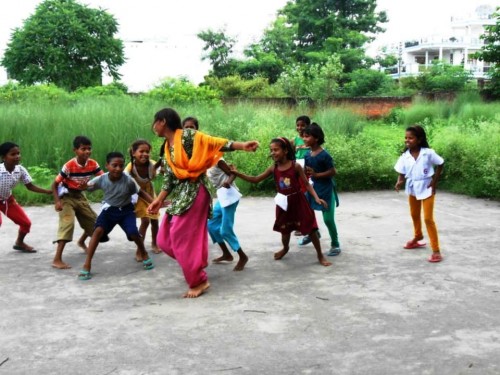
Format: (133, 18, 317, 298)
(383, 5, 496, 80)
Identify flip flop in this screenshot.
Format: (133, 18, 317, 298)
(143, 258, 155, 270)
(428, 253, 443, 263)
(13, 245, 37, 253)
(404, 241, 426, 249)
(78, 270, 92, 280)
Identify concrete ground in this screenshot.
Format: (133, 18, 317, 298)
(0, 191, 499, 375)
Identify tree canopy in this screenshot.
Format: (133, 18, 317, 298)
(1, 0, 124, 91)
(475, 7, 500, 98)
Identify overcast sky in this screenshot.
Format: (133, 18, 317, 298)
(0, 0, 497, 91)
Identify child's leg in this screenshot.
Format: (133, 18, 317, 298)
(2, 196, 33, 251)
(150, 218, 160, 253)
(309, 230, 332, 266)
(233, 248, 248, 271)
(408, 195, 424, 242)
(136, 217, 150, 261)
(322, 198, 339, 248)
(422, 195, 440, 252)
(274, 232, 291, 260)
(213, 242, 234, 263)
(82, 227, 105, 272)
(52, 241, 71, 269)
(54, 197, 76, 266)
(209, 201, 233, 262)
(76, 232, 88, 252)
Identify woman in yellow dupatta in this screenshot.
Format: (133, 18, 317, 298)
(147, 108, 259, 298)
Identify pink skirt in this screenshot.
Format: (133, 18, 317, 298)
(157, 185, 210, 288)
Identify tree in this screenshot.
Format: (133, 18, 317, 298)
(475, 7, 500, 98)
(197, 29, 237, 78)
(1, 0, 124, 91)
(279, 0, 387, 71)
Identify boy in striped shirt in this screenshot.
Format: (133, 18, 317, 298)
(51, 136, 106, 269)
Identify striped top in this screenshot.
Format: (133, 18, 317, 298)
(55, 158, 103, 190)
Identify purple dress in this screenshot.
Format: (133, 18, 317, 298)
(273, 162, 318, 235)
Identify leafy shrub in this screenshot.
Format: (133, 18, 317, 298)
(0, 82, 71, 103)
(144, 77, 221, 105)
(74, 82, 128, 97)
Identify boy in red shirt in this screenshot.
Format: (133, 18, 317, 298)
(51, 136, 106, 269)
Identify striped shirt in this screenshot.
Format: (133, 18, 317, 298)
(55, 158, 103, 190)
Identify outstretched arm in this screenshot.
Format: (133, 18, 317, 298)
(230, 141, 259, 152)
(138, 189, 154, 204)
(148, 190, 169, 215)
(217, 159, 236, 188)
(232, 165, 273, 184)
(25, 182, 51, 195)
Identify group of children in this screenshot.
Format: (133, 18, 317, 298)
(0, 111, 445, 297)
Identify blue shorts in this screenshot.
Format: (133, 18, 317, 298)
(95, 204, 139, 241)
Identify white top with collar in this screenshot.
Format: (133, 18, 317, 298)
(0, 163, 32, 200)
(394, 148, 444, 200)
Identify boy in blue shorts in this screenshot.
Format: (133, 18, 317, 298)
(78, 152, 155, 280)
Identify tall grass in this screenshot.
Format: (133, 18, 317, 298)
(2, 96, 499, 203)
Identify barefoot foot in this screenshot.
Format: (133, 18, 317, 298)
(183, 281, 210, 298)
(233, 254, 248, 271)
(274, 248, 289, 260)
(151, 244, 161, 254)
(52, 260, 72, 269)
(213, 255, 234, 263)
(76, 240, 88, 253)
(318, 256, 332, 267)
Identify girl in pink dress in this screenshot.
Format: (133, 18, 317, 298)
(232, 137, 331, 266)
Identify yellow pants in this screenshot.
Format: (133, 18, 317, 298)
(408, 194, 440, 251)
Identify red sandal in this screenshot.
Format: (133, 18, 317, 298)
(404, 241, 426, 249)
(428, 253, 443, 263)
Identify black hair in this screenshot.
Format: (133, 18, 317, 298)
(0, 142, 19, 158)
(158, 140, 166, 158)
(182, 116, 199, 130)
(73, 136, 92, 149)
(106, 151, 125, 163)
(296, 115, 311, 126)
(153, 108, 182, 132)
(271, 137, 295, 161)
(129, 139, 152, 166)
(405, 125, 430, 150)
(303, 123, 325, 146)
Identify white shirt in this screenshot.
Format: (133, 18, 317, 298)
(0, 163, 32, 200)
(394, 148, 444, 200)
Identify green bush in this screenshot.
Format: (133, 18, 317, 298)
(143, 77, 221, 105)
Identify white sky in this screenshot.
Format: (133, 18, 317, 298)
(0, 0, 497, 91)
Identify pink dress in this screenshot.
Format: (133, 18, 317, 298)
(273, 162, 318, 235)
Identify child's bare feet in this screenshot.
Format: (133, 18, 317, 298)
(151, 244, 161, 254)
(213, 254, 234, 263)
(76, 240, 88, 253)
(183, 281, 210, 298)
(233, 253, 248, 271)
(318, 256, 332, 267)
(52, 260, 72, 269)
(274, 247, 289, 260)
(135, 248, 144, 262)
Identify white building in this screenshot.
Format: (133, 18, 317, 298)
(384, 5, 496, 79)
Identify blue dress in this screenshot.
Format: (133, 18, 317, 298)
(304, 150, 338, 209)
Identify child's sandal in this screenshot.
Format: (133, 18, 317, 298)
(143, 258, 154, 270)
(78, 270, 92, 280)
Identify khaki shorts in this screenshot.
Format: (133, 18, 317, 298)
(56, 192, 97, 242)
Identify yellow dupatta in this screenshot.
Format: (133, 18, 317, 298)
(164, 129, 228, 181)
